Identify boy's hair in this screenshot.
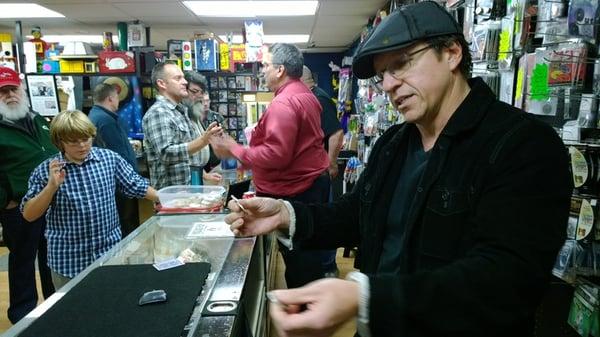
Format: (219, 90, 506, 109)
(50, 110, 96, 151)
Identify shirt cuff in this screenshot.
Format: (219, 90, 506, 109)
(274, 199, 296, 250)
(345, 271, 371, 337)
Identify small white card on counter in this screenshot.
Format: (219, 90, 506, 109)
(187, 221, 234, 238)
(153, 257, 185, 271)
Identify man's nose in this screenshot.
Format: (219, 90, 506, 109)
(382, 72, 402, 92)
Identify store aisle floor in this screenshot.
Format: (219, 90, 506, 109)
(0, 246, 48, 333)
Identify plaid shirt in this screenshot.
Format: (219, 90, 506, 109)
(21, 148, 149, 277)
(142, 95, 208, 190)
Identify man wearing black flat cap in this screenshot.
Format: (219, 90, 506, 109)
(224, 2, 573, 336)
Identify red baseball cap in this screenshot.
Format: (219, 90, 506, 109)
(0, 67, 21, 88)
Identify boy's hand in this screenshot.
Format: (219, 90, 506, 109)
(48, 159, 66, 189)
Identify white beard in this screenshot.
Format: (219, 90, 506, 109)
(0, 99, 29, 121)
(191, 102, 205, 119)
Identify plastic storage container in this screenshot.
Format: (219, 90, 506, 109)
(157, 185, 226, 213)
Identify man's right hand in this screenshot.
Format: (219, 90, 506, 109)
(224, 197, 290, 236)
(269, 278, 359, 337)
(204, 121, 223, 138)
(199, 121, 223, 147)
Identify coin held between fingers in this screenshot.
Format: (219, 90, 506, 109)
(231, 195, 248, 213)
(266, 292, 289, 310)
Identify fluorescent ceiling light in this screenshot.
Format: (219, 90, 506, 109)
(184, 1, 318, 17)
(27, 35, 119, 45)
(219, 34, 310, 44)
(264, 34, 310, 43)
(0, 3, 64, 18)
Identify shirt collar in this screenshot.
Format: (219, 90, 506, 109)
(274, 78, 301, 96)
(60, 147, 100, 166)
(156, 95, 187, 114)
(440, 77, 495, 137)
(93, 105, 118, 120)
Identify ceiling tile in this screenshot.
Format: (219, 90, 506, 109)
(314, 15, 366, 29)
(319, 0, 388, 16)
(137, 16, 201, 25)
(41, 4, 130, 18)
(112, 2, 192, 17)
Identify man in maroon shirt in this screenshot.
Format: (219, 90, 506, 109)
(211, 43, 330, 287)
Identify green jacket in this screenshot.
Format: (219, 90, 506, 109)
(0, 111, 58, 209)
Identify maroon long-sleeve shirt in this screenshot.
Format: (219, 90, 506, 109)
(231, 79, 329, 196)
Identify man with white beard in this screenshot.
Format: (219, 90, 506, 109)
(0, 66, 56, 322)
(182, 71, 222, 183)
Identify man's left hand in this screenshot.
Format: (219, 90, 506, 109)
(269, 278, 359, 337)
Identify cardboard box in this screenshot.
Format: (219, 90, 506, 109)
(59, 59, 84, 73)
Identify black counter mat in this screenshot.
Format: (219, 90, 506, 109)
(19, 262, 211, 337)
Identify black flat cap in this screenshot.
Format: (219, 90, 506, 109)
(352, 1, 462, 79)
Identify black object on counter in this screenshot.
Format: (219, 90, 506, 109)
(20, 263, 211, 337)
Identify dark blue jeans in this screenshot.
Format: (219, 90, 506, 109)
(0, 207, 54, 323)
(259, 173, 335, 288)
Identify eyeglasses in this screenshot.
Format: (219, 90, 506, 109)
(372, 45, 433, 92)
(188, 88, 203, 95)
(62, 137, 93, 147)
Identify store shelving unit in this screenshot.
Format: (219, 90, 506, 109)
(202, 68, 268, 142)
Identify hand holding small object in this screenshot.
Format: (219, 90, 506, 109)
(230, 195, 248, 213)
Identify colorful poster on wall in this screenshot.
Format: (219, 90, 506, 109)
(244, 20, 264, 62)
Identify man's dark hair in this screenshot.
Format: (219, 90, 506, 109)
(92, 83, 117, 105)
(151, 61, 177, 90)
(184, 71, 208, 92)
(269, 43, 304, 79)
(427, 34, 472, 79)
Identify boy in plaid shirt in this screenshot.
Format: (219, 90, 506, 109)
(21, 110, 159, 289)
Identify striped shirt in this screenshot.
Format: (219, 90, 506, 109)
(142, 95, 209, 190)
(21, 147, 149, 277)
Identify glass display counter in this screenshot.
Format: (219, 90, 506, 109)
(3, 213, 269, 337)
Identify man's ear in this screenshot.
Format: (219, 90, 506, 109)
(156, 78, 166, 90)
(446, 41, 463, 71)
(276, 65, 286, 79)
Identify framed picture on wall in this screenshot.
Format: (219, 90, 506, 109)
(227, 77, 236, 89)
(26, 74, 60, 116)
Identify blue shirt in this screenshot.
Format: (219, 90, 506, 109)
(88, 105, 138, 171)
(21, 147, 149, 277)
